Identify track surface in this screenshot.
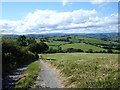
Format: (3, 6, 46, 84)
(35, 59, 63, 88)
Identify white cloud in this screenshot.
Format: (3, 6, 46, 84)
(62, 0, 72, 6)
(0, 9, 118, 34)
(62, 0, 68, 6)
(90, 0, 109, 4)
(90, 0, 119, 5)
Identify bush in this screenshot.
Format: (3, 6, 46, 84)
(2, 37, 39, 75)
(28, 42, 49, 53)
(87, 49, 93, 53)
(65, 48, 84, 53)
(107, 49, 113, 53)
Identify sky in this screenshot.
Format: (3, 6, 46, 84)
(0, 0, 119, 34)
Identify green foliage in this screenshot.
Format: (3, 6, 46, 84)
(107, 48, 113, 53)
(27, 37, 36, 45)
(65, 48, 83, 53)
(47, 35, 119, 53)
(17, 35, 27, 46)
(87, 49, 93, 53)
(2, 36, 48, 75)
(41, 53, 119, 88)
(28, 42, 49, 53)
(2, 40, 19, 53)
(2, 39, 38, 75)
(17, 35, 37, 46)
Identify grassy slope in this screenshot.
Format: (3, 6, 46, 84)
(69, 36, 106, 44)
(47, 36, 119, 52)
(45, 41, 66, 46)
(74, 36, 116, 44)
(15, 60, 40, 89)
(61, 43, 106, 51)
(35, 38, 41, 43)
(45, 41, 67, 50)
(50, 36, 67, 41)
(41, 53, 119, 88)
(50, 36, 117, 44)
(50, 36, 118, 45)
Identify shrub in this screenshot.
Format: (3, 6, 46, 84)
(87, 49, 93, 53)
(28, 42, 49, 53)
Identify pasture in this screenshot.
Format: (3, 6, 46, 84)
(43, 35, 119, 53)
(41, 53, 119, 88)
(61, 43, 106, 52)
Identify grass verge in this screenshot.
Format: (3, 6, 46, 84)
(15, 60, 40, 89)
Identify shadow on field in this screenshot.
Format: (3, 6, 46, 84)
(46, 58, 56, 61)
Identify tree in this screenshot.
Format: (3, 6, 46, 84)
(58, 46, 62, 52)
(26, 37, 36, 45)
(87, 49, 93, 53)
(107, 48, 113, 53)
(17, 35, 27, 46)
(77, 49, 84, 52)
(2, 38, 39, 75)
(28, 42, 49, 53)
(66, 48, 74, 53)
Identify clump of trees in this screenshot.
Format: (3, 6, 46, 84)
(86, 49, 93, 53)
(28, 42, 48, 54)
(45, 47, 83, 53)
(2, 35, 48, 76)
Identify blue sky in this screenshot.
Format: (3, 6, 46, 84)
(1, 1, 118, 34)
(2, 2, 118, 20)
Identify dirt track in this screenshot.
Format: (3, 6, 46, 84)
(35, 58, 63, 88)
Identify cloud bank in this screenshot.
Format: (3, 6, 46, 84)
(0, 9, 118, 34)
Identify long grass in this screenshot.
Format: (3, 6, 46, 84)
(15, 60, 40, 89)
(41, 53, 119, 88)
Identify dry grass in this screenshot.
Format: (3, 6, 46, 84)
(41, 53, 119, 88)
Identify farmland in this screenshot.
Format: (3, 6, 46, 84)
(1, 1, 119, 89)
(2, 33, 119, 89)
(61, 43, 106, 52)
(41, 53, 119, 88)
(41, 34, 119, 53)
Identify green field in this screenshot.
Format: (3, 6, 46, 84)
(45, 41, 66, 50)
(49, 36, 118, 45)
(41, 53, 119, 88)
(61, 43, 106, 52)
(45, 41, 66, 46)
(44, 35, 119, 53)
(50, 36, 68, 41)
(74, 36, 118, 44)
(70, 36, 107, 44)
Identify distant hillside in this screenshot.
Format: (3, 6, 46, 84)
(1, 32, 118, 38)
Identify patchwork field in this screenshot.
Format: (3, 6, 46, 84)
(41, 53, 119, 88)
(42, 35, 119, 53)
(61, 43, 106, 52)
